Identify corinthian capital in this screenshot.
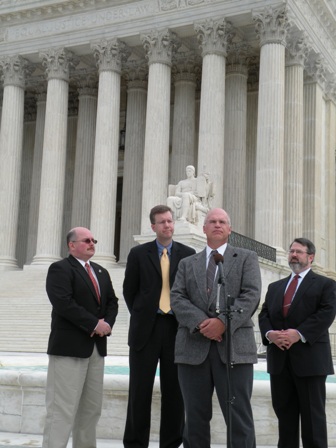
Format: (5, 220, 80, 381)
(141, 28, 180, 66)
(304, 55, 327, 88)
(194, 18, 233, 57)
(253, 6, 289, 47)
(285, 31, 309, 67)
(39, 48, 74, 81)
(0, 55, 30, 88)
(91, 39, 131, 74)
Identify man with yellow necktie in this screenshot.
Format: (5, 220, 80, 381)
(123, 205, 195, 448)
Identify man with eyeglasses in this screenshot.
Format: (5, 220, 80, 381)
(123, 205, 195, 448)
(259, 237, 336, 448)
(42, 227, 119, 448)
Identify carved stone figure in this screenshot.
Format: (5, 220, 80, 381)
(167, 165, 214, 225)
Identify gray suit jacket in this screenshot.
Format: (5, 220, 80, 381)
(171, 244, 261, 365)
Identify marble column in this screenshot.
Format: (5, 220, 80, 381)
(26, 89, 47, 264)
(32, 48, 72, 264)
(303, 57, 326, 266)
(119, 65, 147, 263)
(71, 75, 98, 229)
(283, 32, 307, 249)
(195, 18, 232, 208)
(17, 99, 36, 268)
(170, 56, 198, 185)
(253, 6, 288, 255)
(0, 56, 28, 270)
(246, 61, 259, 239)
(324, 86, 336, 273)
(224, 42, 249, 234)
(140, 29, 178, 233)
(90, 39, 130, 266)
(61, 95, 78, 258)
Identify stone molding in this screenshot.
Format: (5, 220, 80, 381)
(91, 38, 131, 74)
(194, 17, 233, 57)
(253, 5, 289, 47)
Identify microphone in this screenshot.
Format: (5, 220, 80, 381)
(213, 253, 225, 284)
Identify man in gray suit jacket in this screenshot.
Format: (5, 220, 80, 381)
(171, 208, 261, 448)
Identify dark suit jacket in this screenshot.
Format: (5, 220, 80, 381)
(123, 239, 195, 351)
(259, 269, 336, 376)
(46, 255, 119, 358)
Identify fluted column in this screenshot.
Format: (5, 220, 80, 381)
(195, 18, 232, 208)
(90, 39, 130, 266)
(32, 48, 72, 264)
(140, 29, 178, 233)
(325, 84, 336, 273)
(283, 32, 307, 249)
(0, 56, 28, 270)
(17, 99, 36, 268)
(253, 6, 288, 255)
(26, 89, 47, 264)
(170, 56, 198, 184)
(119, 65, 148, 262)
(303, 57, 326, 265)
(246, 61, 259, 239)
(71, 75, 98, 228)
(61, 96, 78, 258)
(224, 42, 249, 234)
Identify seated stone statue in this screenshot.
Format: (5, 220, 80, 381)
(167, 165, 214, 225)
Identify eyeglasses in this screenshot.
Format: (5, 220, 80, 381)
(288, 249, 308, 255)
(72, 238, 97, 244)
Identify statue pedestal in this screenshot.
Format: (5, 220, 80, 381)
(134, 220, 206, 253)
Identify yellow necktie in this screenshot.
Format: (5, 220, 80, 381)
(159, 248, 171, 313)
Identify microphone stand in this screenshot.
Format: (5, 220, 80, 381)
(215, 262, 243, 448)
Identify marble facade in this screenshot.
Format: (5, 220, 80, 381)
(0, 0, 334, 272)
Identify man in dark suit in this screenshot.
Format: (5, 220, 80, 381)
(42, 227, 118, 448)
(123, 204, 195, 448)
(171, 208, 261, 448)
(259, 237, 336, 448)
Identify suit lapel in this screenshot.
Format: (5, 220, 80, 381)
(193, 249, 208, 304)
(287, 270, 314, 315)
(68, 255, 101, 305)
(147, 240, 161, 277)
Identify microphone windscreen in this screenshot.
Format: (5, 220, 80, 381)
(213, 253, 224, 265)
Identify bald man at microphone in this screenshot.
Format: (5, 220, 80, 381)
(171, 208, 261, 448)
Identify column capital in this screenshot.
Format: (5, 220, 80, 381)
(253, 5, 289, 47)
(194, 17, 233, 57)
(39, 48, 74, 82)
(0, 55, 31, 88)
(124, 60, 148, 85)
(304, 55, 327, 88)
(91, 38, 131, 74)
(226, 42, 251, 76)
(75, 73, 98, 96)
(141, 28, 179, 67)
(325, 77, 336, 103)
(285, 31, 309, 68)
(172, 52, 201, 83)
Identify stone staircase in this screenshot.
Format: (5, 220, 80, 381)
(0, 265, 129, 356)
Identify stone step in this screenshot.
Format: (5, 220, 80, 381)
(0, 265, 129, 356)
